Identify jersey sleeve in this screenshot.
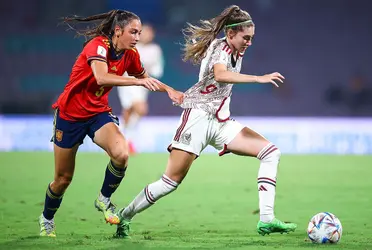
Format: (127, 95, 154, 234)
(84, 38, 109, 65)
(209, 41, 230, 70)
(126, 48, 146, 77)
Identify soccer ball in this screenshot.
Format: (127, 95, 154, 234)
(307, 212, 342, 244)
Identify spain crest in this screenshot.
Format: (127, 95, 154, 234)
(55, 129, 63, 142)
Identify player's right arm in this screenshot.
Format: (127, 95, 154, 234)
(90, 60, 160, 91)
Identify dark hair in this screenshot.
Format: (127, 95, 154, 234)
(182, 5, 253, 65)
(62, 9, 140, 44)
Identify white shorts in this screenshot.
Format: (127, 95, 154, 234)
(169, 108, 244, 156)
(117, 86, 149, 109)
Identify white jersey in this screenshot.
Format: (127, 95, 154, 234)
(180, 38, 244, 121)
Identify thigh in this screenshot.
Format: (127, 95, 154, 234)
(92, 118, 128, 159)
(211, 119, 244, 156)
(226, 126, 270, 157)
(165, 149, 196, 183)
(52, 143, 79, 193)
(54, 143, 79, 177)
(51, 109, 87, 148)
(170, 109, 210, 156)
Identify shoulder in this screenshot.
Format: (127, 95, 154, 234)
(126, 47, 140, 58)
(213, 38, 231, 55)
(84, 36, 110, 50)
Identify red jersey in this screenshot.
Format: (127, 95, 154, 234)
(53, 36, 145, 121)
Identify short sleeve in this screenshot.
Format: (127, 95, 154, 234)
(84, 38, 109, 65)
(126, 48, 146, 77)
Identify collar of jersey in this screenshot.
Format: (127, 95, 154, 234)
(108, 40, 125, 60)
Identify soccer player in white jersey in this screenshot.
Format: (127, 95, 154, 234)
(114, 5, 297, 238)
(117, 24, 164, 153)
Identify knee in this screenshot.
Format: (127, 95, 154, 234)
(53, 175, 73, 192)
(110, 148, 129, 167)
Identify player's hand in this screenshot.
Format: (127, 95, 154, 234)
(167, 89, 184, 105)
(256, 72, 285, 87)
(136, 77, 161, 91)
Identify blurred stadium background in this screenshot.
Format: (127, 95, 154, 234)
(0, 0, 371, 154)
(1, 1, 372, 249)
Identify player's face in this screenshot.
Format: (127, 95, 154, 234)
(228, 25, 255, 53)
(116, 19, 142, 50)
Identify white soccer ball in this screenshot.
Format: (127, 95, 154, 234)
(307, 212, 342, 244)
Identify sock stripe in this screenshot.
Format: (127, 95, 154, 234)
(259, 145, 278, 160)
(46, 185, 63, 200)
(108, 161, 125, 178)
(257, 177, 276, 183)
(261, 147, 278, 160)
(161, 175, 178, 188)
(144, 186, 156, 204)
(257, 180, 276, 187)
(257, 144, 274, 159)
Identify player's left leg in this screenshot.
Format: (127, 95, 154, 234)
(89, 113, 129, 225)
(219, 123, 297, 235)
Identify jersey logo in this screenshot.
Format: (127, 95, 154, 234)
(97, 45, 107, 58)
(111, 66, 117, 71)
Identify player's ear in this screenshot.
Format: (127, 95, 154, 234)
(226, 29, 236, 39)
(114, 25, 122, 37)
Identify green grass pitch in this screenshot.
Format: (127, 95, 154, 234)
(1, 152, 372, 249)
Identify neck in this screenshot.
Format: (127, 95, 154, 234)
(111, 36, 123, 54)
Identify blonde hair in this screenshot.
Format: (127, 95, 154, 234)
(182, 5, 253, 65)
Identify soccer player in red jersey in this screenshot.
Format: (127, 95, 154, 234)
(114, 5, 297, 238)
(38, 9, 184, 237)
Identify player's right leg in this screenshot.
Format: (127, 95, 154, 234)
(39, 109, 84, 237)
(114, 149, 196, 238)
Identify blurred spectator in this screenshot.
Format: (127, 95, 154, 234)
(117, 24, 164, 153)
(325, 74, 372, 114)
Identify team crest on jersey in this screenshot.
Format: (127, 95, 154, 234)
(102, 39, 110, 48)
(111, 66, 117, 71)
(181, 132, 192, 145)
(55, 129, 63, 142)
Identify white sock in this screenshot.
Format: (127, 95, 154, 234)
(257, 143, 281, 223)
(121, 174, 178, 220)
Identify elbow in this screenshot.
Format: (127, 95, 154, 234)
(95, 74, 106, 86)
(214, 73, 224, 83)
